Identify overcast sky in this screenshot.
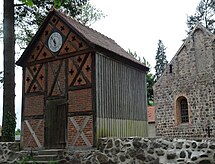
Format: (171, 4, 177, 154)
(0, 0, 200, 129)
(90, 0, 200, 69)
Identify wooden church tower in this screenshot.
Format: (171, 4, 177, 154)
(16, 9, 149, 150)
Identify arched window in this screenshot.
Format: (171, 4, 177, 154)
(180, 98, 189, 123)
(176, 96, 189, 124)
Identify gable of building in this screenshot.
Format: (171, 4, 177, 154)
(16, 9, 148, 72)
(154, 24, 215, 89)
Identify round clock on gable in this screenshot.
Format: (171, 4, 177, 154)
(48, 32, 63, 52)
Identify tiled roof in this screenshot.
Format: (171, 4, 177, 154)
(57, 11, 148, 67)
(148, 106, 155, 123)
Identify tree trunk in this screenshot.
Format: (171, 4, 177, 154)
(2, 0, 15, 141)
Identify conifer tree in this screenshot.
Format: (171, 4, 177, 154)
(154, 40, 168, 81)
(186, 0, 215, 34)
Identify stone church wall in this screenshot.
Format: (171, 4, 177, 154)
(154, 26, 215, 138)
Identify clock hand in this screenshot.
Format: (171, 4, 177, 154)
(53, 38, 56, 46)
(50, 37, 56, 46)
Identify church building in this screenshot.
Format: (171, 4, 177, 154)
(154, 24, 215, 138)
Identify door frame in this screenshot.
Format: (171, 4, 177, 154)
(44, 97, 68, 149)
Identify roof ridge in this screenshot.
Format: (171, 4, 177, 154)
(57, 10, 138, 59)
(56, 9, 147, 70)
(58, 10, 119, 44)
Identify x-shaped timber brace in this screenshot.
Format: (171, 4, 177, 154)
(25, 120, 42, 148)
(69, 116, 91, 146)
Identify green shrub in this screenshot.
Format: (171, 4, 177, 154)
(2, 112, 16, 142)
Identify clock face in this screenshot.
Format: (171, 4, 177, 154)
(48, 32, 63, 52)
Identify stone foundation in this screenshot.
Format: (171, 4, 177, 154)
(78, 137, 215, 163)
(0, 142, 22, 163)
(1, 138, 215, 163)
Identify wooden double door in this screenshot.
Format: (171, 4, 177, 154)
(45, 98, 67, 149)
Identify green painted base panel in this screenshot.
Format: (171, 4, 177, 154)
(96, 118, 148, 139)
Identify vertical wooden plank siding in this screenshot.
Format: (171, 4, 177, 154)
(96, 53, 148, 138)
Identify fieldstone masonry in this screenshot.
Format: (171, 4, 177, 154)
(82, 137, 215, 164)
(154, 24, 215, 137)
(0, 142, 22, 163)
(1, 138, 215, 163)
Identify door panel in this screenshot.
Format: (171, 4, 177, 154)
(45, 99, 67, 149)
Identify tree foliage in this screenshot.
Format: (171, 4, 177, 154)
(21, 0, 34, 7)
(146, 73, 154, 106)
(2, 112, 16, 142)
(128, 49, 155, 105)
(128, 49, 151, 67)
(74, 2, 106, 26)
(15, 128, 21, 135)
(186, 0, 215, 34)
(15, 0, 105, 49)
(154, 40, 168, 81)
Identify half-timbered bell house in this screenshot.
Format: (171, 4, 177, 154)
(16, 9, 149, 150)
